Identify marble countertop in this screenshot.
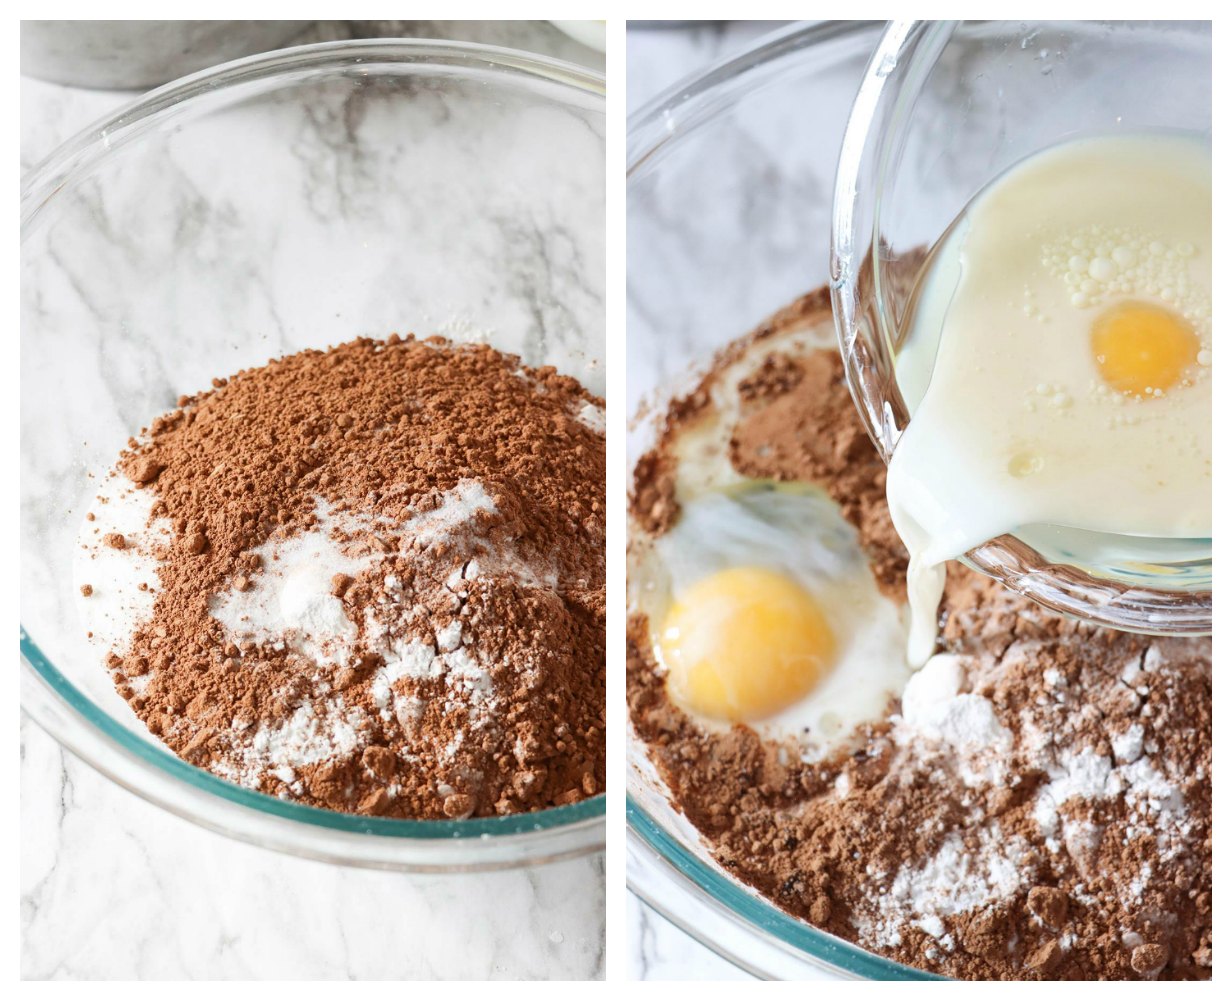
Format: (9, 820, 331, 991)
(21, 20, 605, 982)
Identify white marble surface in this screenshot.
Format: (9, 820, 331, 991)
(21, 20, 605, 982)
(627, 901, 753, 981)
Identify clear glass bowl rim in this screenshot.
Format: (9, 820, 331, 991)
(21, 37, 604, 862)
(626, 19, 938, 980)
(829, 19, 1211, 637)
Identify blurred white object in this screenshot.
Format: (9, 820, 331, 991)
(551, 20, 606, 53)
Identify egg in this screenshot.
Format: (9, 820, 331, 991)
(890, 133, 1211, 664)
(662, 566, 834, 722)
(631, 478, 912, 758)
(629, 329, 916, 754)
(1089, 301, 1200, 397)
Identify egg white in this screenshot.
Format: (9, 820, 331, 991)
(632, 481, 912, 761)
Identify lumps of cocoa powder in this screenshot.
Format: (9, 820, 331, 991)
(443, 792, 476, 819)
(1131, 944, 1169, 977)
(362, 745, 397, 781)
(1026, 886, 1069, 929)
(124, 455, 164, 485)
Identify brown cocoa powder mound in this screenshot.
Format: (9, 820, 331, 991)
(98, 334, 604, 818)
(630, 287, 833, 540)
(626, 291, 1210, 980)
(730, 348, 908, 602)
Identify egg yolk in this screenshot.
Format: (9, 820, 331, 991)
(660, 566, 834, 723)
(1090, 300, 1200, 397)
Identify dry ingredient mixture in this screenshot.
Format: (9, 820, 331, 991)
(79, 335, 605, 819)
(627, 291, 1211, 980)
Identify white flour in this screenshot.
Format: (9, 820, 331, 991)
(210, 502, 370, 669)
(574, 401, 606, 435)
(894, 652, 1012, 786)
(215, 698, 366, 791)
(77, 477, 516, 785)
(861, 827, 1031, 951)
(209, 482, 496, 675)
(874, 638, 1195, 953)
(73, 481, 173, 657)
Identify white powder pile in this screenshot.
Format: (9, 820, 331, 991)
(894, 653, 1012, 786)
(210, 482, 497, 671)
(861, 827, 1031, 951)
(210, 499, 370, 669)
(82, 477, 539, 792)
(862, 631, 1205, 963)
(73, 481, 173, 659)
(206, 479, 517, 786)
(215, 698, 367, 791)
(1024, 641, 1192, 870)
(399, 479, 496, 547)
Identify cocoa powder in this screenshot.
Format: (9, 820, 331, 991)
(627, 292, 1211, 979)
(84, 334, 605, 818)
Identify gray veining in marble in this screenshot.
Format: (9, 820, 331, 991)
(22, 714, 606, 980)
(21, 20, 604, 982)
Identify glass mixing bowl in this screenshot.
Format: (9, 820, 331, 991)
(831, 20, 1212, 636)
(22, 39, 605, 872)
(627, 21, 937, 979)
